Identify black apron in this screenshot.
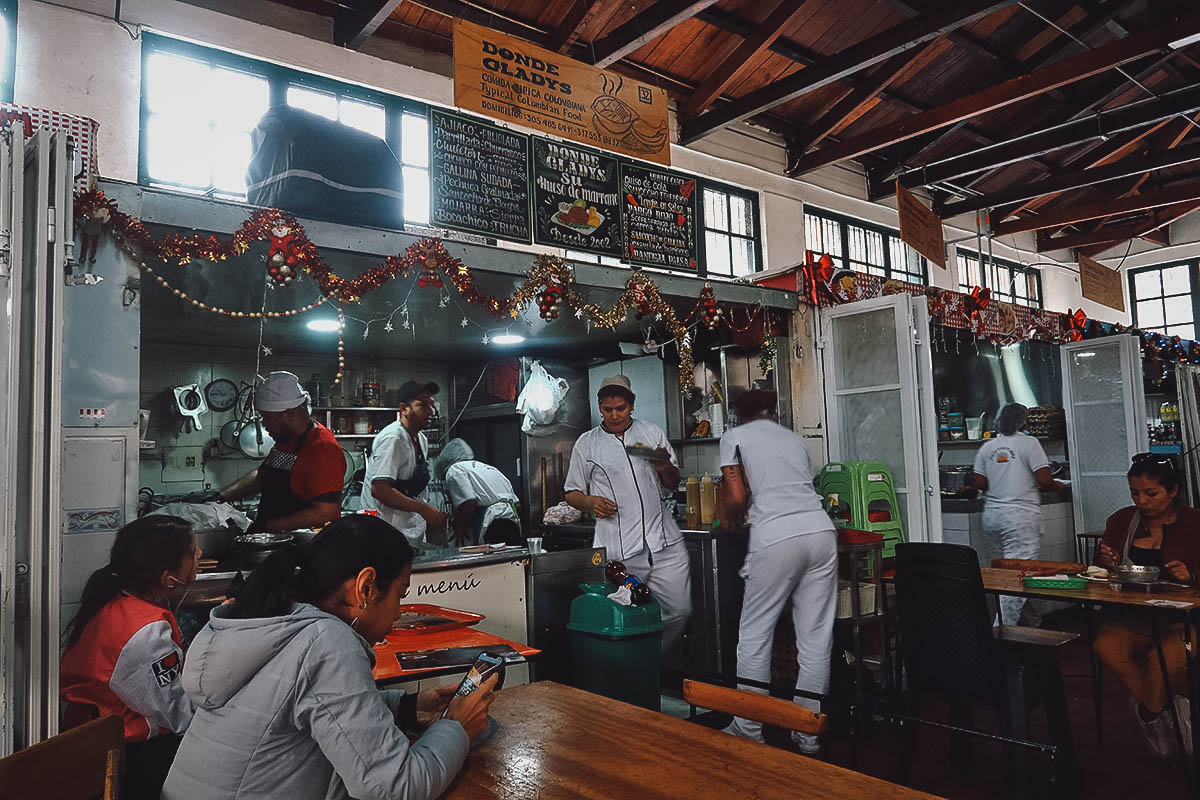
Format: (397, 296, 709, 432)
(253, 425, 314, 528)
(392, 432, 430, 498)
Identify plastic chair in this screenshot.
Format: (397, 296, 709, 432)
(0, 713, 123, 800)
(683, 678, 828, 736)
(891, 543, 1080, 797)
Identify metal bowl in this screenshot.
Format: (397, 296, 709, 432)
(233, 532, 295, 569)
(1112, 564, 1160, 584)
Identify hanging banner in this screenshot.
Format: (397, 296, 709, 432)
(1078, 253, 1126, 312)
(453, 18, 671, 166)
(531, 138, 623, 257)
(897, 183, 946, 269)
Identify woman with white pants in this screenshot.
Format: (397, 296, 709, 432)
(718, 389, 837, 755)
(973, 403, 1067, 626)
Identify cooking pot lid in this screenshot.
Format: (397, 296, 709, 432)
(235, 532, 294, 547)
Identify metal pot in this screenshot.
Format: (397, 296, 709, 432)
(939, 466, 974, 493)
(233, 532, 295, 570)
(1112, 564, 1160, 584)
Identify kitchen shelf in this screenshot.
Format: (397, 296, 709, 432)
(314, 406, 402, 412)
(671, 437, 720, 446)
(331, 434, 377, 439)
(938, 437, 1063, 446)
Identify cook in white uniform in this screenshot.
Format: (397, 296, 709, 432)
(360, 380, 447, 546)
(718, 388, 836, 754)
(972, 403, 1068, 626)
(564, 375, 692, 653)
(434, 438, 522, 546)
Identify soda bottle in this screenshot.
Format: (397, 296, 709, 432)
(626, 578, 653, 606)
(605, 560, 629, 585)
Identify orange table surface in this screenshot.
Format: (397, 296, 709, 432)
(372, 627, 540, 683)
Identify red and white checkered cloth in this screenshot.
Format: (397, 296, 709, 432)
(0, 102, 99, 194)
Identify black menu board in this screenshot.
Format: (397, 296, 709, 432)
(531, 138, 622, 257)
(620, 163, 699, 272)
(429, 109, 531, 243)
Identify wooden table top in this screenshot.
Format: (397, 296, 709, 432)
(981, 567, 1200, 614)
(442, 682, 942, 800)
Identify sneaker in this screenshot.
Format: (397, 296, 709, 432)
(1132, 696, 1176, 759)
(790, 730, 821, 755)
(720, 722, 765, 744)
(1175, 695, 1194, 757)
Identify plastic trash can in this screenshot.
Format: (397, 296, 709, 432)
(566, 582, 663, 711)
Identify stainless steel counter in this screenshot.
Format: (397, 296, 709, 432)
(411, 545, 530, 572)
(941, 489, 1070, 514)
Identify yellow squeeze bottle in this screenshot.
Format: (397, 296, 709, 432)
(685, 475, 700, 529)
(700, 473, 716, 525)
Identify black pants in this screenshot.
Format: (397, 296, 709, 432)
(123, 734, 182, 800)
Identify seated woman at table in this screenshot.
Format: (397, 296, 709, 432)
(59, 515, 199, 800)
(162, 514, 497, 800)
(1093, 454, 1200, 759)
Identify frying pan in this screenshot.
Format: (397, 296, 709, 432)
(238, 417, 274, 459)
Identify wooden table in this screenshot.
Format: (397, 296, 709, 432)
(981, 568, 1200, 797)
(443, 682, 942, 799)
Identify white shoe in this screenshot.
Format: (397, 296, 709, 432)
(1175, 695, 1194, 757)
(720, 722, 765, 744)
(791, 730, 821, 755)
(1132, 697, 1176, 759)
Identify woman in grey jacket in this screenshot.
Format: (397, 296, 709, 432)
(163, 514, 496, 800)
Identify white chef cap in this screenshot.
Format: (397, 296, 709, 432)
(254, 371, 310, 413)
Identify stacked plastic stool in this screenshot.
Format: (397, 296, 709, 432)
(817, 461, 905, 559)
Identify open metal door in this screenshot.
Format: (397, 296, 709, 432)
(1061, 336, 1146, 537)
(820, 294, 940, 543)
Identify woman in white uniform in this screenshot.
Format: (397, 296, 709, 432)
(433, 439, 521, 546)
(972, 403, 1068, 626)
(718, 389, 837, 755)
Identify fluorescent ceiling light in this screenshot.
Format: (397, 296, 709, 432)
(1169, 32, 1200, 50)
(306, 319, 342, 332)
(491, 333, 525, 345)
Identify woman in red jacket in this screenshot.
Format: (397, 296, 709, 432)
(60, 515, 200, 800)
(1093, 454, 1200, 760)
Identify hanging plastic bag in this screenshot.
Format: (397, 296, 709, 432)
(516, 360, 569, 435)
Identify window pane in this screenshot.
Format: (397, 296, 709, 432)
(731, 237, 755, 276)
(212, 67, 269, 130)
(704, 190, 729, 233)
(804, 214, 828, 254)
(1167, 324, 1195, 338)
(211, 126, 251, 193)
(287, 85, 337, 120)
(401, 113, 429, 167)
(340, 98, 385, 139)
(1162, 264, 1191, 296)
(1164, 295, 1193, 327)
(402, 166, 430, 224)
(706, 231, 732, 275)
(146, 53, 211, 114)
(1138, 299, 1165, 329)
(1133, 269, 1162, 299)
(146, 114, 211, 187)
(729, 195, 752, 236)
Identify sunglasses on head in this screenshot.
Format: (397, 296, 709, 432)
(1132, 452, 1175, 467)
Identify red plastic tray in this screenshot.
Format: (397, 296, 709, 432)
(391, 603, 485, 634)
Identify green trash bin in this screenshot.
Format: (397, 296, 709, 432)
(566, 582, 663, 711)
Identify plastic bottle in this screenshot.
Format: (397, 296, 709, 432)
(685, 475, 701, 529)
(603, 560, 652, 605)
(699, 473, 716, 525)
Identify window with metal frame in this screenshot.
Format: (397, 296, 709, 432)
(1128, 261, 1198, 339)
(956, 250, 1042, 309)
(0, 0, 15, 105)
(138, 33, 430, 218)
(701, 180, 762, 277)
(803, 206, 927, 284)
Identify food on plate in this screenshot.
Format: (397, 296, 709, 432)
(555, 199, 604, 231)
(1085, 565, 1109, 579)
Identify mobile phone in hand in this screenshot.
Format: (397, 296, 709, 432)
(442, 652, 505, 718)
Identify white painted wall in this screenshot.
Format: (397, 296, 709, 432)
(18, 0, 1177, 325)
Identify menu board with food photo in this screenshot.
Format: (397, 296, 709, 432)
(531, 138, 622, 257)
(429, 108, 532, 243)
(620, 163, 699, 272)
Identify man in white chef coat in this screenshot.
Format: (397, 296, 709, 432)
(564, 375, 692, 653)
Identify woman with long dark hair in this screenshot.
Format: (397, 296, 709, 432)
(1094, 454, 1200, 759)
(60, 514, 199, 800)
(163, 513, 496, 800)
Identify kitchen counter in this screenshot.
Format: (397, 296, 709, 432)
(941, 489, 1070, 514)
(412, 545, 529, 572)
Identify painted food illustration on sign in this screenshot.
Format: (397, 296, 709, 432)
(592, 75, 667, 154)
(553, 199, 605, 235)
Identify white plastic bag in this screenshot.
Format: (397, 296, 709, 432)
(516, 360, 569, 435)
(146, 502, 251, 532)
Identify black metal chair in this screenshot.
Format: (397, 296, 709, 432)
(892, 542, 1080, 798)
(1075, 532, 1103, 566)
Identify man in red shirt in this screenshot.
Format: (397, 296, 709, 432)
(221, 372, 344, 533)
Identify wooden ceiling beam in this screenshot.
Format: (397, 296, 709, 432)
(333, 0, 403, 49)
(678, 0, 1019, 146)
(681, 0, 813, 118)
(937, 139, 1200, 218)
(993, 182, 1200, 237)
(787, 11, 1200, 177)
(588, 0, 722, 68)
(1038, 200, 1195, 254)
(548, 0, 607, 53)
